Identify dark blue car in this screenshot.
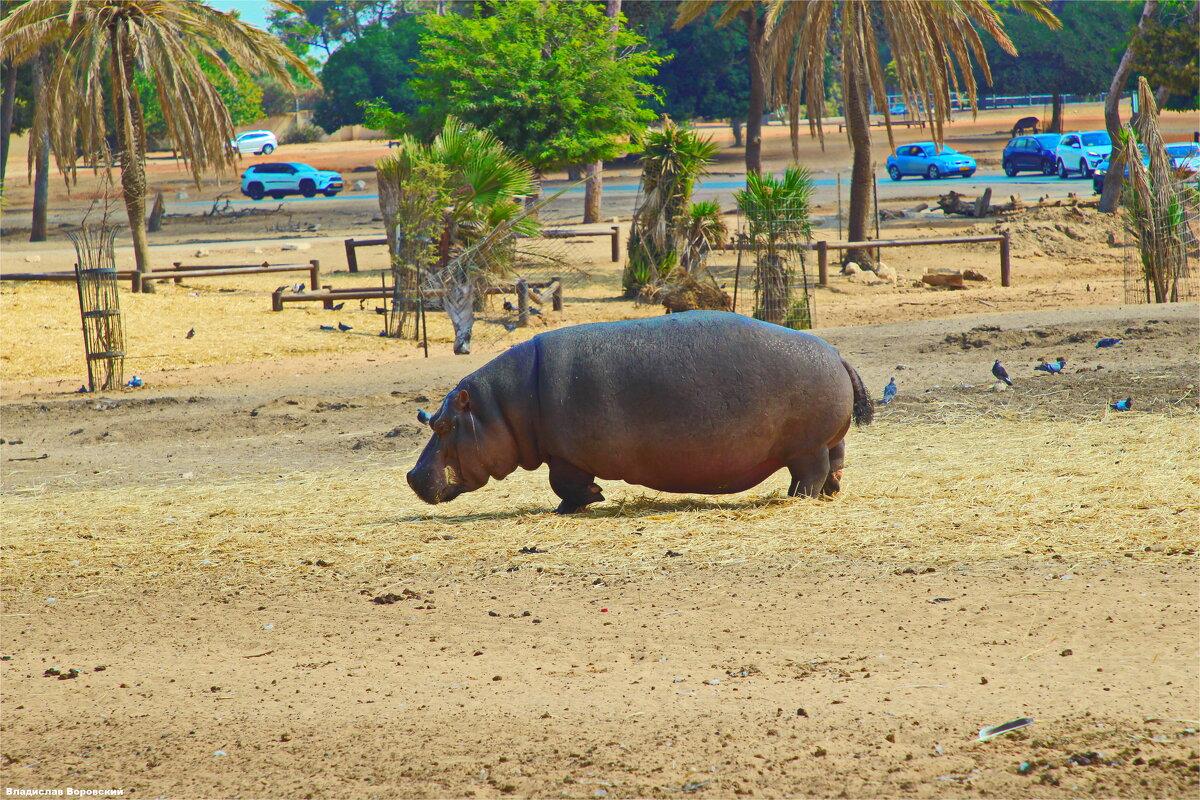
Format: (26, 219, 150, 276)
(1002, 133, 1061, 176)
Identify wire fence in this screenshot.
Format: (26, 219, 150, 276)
(1121, 175, 1200, 304)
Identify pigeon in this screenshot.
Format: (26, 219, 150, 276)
(329, 302, 345, 311)
(992, 360, 1013, 386)
(75, 385, 89, 394)
(1110, 397, 1132, 411)
(1096, 338, 1122, 348)
(292, 283, 305, 293)
(319, 325, 335, 331)
(529, 306, 542, 315)
(337, 322, 352, 332)
(502, 321, 518, 332)
(275, 285, 289, 293)
(185, 328, 195, 339)
(881, 377, 897, 405)
(503, 300, 515, 312)
(126, 376, 143, 389)
(1034, 357, 1066, 374)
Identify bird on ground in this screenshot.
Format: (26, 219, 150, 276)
(881, 377, 897, 405)
(185, 328, 195, 339)
(503, 300, 516, 312)
(329, 302, 345, 311)
(292, 283, 305, 293)
(126, 376, 143, 389)
(992, 360, 1013, 386)
(319, 325, 335, 331)
(1110, 397, 1132, 411)
(502, 321, 518, 332)
(1096, 338, 1122, 348)
(337, 322, 352, 332)
(1034, 357, 1066, 374)
(529, 306, 542, 316)
(76, 385, 89, 393)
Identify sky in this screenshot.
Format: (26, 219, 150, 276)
(206, 0, 275, 31)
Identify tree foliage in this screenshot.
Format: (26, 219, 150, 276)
(414, 0, 664, 172)
(268, 0, 403, 56)
(1131, 5, 1199, 111)
(137, 57, 264, 145)
(312, 15, 422, 133)
(624, 1, 750, 123)
(980, 1, 1141, 98)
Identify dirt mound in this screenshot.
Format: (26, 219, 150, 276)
(923, 324, 1101, 352)
(966, 205, 1125, 260)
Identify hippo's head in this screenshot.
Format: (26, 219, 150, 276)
(406, 386, 516, 505)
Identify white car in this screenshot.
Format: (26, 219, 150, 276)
(1055, 130, 1112, 179)
(1167, 142, 1200, 174)
(231, 130, 278, 156)
(240, 162, 343, 200)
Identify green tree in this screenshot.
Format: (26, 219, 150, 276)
(624, 1, 751, 144)
(414, 0, 664, 183)
(1131, 2, 1199, 111)
(311, 15, 423, 133)
(0, 0, 314, 283)
(980, 1, 1141, 132)
(736, 166, 814, 328)
(268, 0, 402, 56)
(137, 58, 265, 146)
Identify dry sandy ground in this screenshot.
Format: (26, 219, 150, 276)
(2, 299, 1197, 799)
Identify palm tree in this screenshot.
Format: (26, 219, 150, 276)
(735, 166, 813, 327)
(377, 117, 540, 349)
(678, 1, 1060, 267)
(0, 0, 314, 285)
(624, 117, 720, 295)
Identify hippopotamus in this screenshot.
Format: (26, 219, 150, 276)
(407, 311, 873, 513)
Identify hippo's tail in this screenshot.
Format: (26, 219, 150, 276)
(842, 359, 874, 427)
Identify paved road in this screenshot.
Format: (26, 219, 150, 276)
(169, 171, 1095, 221)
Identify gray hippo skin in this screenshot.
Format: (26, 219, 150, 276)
(407, 310, 873, 513)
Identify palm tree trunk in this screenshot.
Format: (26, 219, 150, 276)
(1048, 92, 1064, 133)
(583, 0, 622, 224)
(29, 51, 49, 242)
(1099, 0, 1159, 214)
(0, 58, 17, 186)
(743, 7, 765, 175)
(843, 49, 874, 268)
(112, 34, 153, 286)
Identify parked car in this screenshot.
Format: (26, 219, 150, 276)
(1167, 142, 1200, 174)
(1055, 130, 1111, 178)
(1001, 133, 1061, 176)
(240, 162, 344, 200)
(885, 142, 976, 180)
(1092, 143, 1200, 193)
(231, 130, 278, 156)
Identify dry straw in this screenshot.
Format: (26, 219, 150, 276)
(2, 413, 1195, 592)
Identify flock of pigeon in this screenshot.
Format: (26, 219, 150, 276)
(878, 337, 1132, 412)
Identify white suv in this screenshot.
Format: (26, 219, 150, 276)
(1055, 131, 1112, 179)
(231, 130, 278, 156)
(240, 162, 343, 200)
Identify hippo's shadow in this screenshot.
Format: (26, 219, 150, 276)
(388, 492, 799, 524)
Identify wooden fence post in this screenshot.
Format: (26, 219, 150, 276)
(344, 238, 358, 273)
(817, 241, 828, 286)
(517, 279, 529, 326)
(610, 226, 620, 263)
(1000, 232, 1011, 287)
(271, 288, 284, 312)
(309, 259, 320, 290)
(550, 276, 563, 312)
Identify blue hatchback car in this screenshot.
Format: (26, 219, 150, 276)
(886, 143, 976, 180)
(1002, 133, 1061, 176)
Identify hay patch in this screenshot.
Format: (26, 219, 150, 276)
(2, 414, 1195, 592)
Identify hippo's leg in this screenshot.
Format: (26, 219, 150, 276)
(549, 457, 605, 514)
(786, 447, 831, 499)
(820, 440, 846, 497)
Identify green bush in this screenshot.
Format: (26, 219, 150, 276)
(280, 123, 324, 145)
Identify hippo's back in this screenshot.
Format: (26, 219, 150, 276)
(530, 311, 853, 492)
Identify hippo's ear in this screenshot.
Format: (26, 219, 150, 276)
(453, 388, 471, 413)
